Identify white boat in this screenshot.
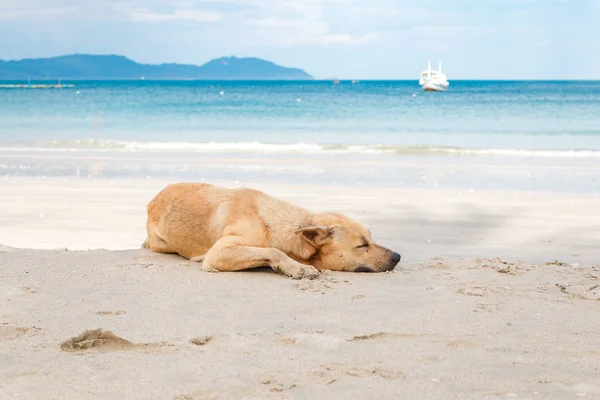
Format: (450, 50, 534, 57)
(419, 60, 449, 92)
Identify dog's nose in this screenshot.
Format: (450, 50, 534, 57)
(391, 252, 401, 265)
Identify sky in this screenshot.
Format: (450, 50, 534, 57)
(0, 0, 598, 79)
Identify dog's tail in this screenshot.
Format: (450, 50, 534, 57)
(141, 237, 150, 249)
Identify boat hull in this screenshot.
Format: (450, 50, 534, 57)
(421, 81, 448, 92)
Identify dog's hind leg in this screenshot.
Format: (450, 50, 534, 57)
(146, 234, 176, 254)
(202, 236, 319, 279)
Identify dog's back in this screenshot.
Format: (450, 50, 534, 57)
(145, 183, 234, 258)
(145, 183, 304, 259)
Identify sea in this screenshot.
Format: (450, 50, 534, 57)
(1, 80, 599, 194)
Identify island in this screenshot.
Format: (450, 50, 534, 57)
(0, 54, 313, 80)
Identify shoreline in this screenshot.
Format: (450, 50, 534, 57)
(2, 140, 600, 156)
(2, 148, 599, 194)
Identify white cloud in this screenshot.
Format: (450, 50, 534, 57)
(319, 32, 377, 44)
(0, 9, 60, 20)
(411, 24, 549, 41)
(247, 18, 307, 28)
(0, 1, 224, 22)
(243, 0, 378, 46)
(126, 8, 222, 22)
(0, 0, 75, 20)
(246, 17, 376, 45)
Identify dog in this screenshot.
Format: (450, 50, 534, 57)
(142, 183, 401, 279)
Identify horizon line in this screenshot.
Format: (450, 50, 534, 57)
(1, 78, 599, 82)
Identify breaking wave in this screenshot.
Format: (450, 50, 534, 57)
(1, 140, 600, 158)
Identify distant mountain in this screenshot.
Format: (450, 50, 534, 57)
(0, 54, 313, 80)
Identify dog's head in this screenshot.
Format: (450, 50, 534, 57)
(296, 212, 401, 273)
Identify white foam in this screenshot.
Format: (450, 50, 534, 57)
(123, 141, 324, 153)
(435, 147, 600, 158)
(0, 140, 599, 158)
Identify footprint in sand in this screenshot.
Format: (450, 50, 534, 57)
(116, 262, 155, 268)
(174, 391, 223, 400)
(0, 325, 31, 341)
(456, 285, 494, 297)
(294, 272, 347, 293)
(96, 310, 126, 316)
(321, 362, 405, 380)
(348, 332, 415, 341)
(185, 333, 258, 352)
(426, 257, 449, 269)
(257, 362, 405, 394)
(556, 283, 600, 301)
(280, 333, 347, 351)
(1, 284, 36, 300)
(475, 258, 524, 275)
(189, 335, 213, 346)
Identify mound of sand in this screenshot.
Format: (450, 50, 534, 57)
(60, 329, 136, 352)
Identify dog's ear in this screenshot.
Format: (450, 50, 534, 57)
(296, 225, 334, 247)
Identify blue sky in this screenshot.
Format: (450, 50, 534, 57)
(0, 0, 598, 79)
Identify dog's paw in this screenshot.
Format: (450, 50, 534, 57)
(200, 266, 220, 273)
(190, 255, 205, 263)
(288, 264, 320, 280)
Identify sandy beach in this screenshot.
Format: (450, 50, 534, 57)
(1, 177, 599, 399)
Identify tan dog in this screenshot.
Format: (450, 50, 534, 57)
(142, 183, 401, 279)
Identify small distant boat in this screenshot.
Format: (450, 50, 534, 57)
(0, 79, 74, 89)
(419, 60, 449, 92)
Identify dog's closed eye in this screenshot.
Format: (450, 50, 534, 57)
(356, 243, 369, 249)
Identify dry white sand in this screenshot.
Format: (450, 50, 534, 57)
(2, 177, 599, 263)
(1, 178, 599, 399)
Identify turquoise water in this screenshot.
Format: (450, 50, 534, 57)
(1, 80, 599, 193)
(2, 80, 600, 152)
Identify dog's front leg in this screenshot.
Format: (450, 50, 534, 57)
(202, 236, 320, 279)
